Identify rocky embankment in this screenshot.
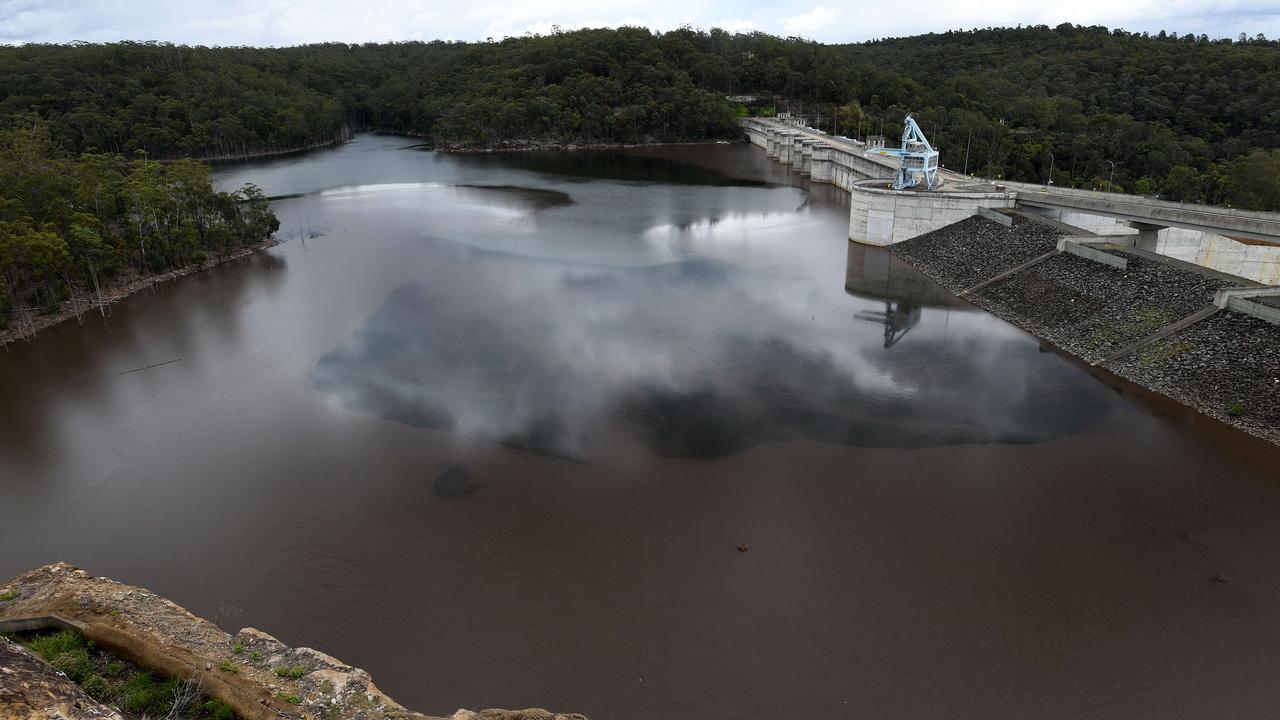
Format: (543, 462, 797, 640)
(1106, 311, 1280, 441)
(888, 214, 1063, 291)
(888, 214, 1279, 445)
(969, 251, 1233, 364)
(0, 564, 586, 720)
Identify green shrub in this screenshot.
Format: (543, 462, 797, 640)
(218, 659, 239, 674)
(274, 665, 307, 678)
(203, 700, 236, 720)
(80, 673, 108, 700)
(50, 649, 93, 682)
(116, 674, 181, 715)
(0, 589, 18, 601)
(26, 630, 84, 660)
(232, 642, 244, 654)
(276, 692, 302, 704)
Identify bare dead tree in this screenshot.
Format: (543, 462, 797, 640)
(167, 677, 204, 719)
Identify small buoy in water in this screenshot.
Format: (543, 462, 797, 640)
(737, 543, 749, 553)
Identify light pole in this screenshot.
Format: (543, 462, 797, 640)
(963, 129, 972, 176)
(1105, 159, 1117, 191)
(1047, 152, 1055, 186)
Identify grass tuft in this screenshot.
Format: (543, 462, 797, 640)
(6, 629, 232, 718)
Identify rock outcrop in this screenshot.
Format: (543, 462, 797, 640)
(0, 564, 585, 720)
(0, 637, 123, 720)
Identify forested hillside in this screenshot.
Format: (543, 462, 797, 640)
(1, 24, 1278, 203)
(831, 26, 1280, 209)
(0, 120, 278, 333)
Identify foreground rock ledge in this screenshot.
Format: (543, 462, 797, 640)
(0, 563, 586, 720)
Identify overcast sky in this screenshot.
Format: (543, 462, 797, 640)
(2, 0, 1278, 46)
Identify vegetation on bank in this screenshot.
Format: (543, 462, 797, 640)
(6, 629, 237, 719)
(2, 26, 1279, 208)
(0, 119, 278, 333)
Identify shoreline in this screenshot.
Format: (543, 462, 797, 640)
(196, 133, 353, 165)
(965, 290, 1280, 447)
(885, 216, 1280, 447)
(1, 136, 735, 347)
(163, 130, 742, 164)
(431, 137, 740, 154)
(0, 238, 278, 347)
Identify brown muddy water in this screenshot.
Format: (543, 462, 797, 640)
(3, 135, 1280, 719)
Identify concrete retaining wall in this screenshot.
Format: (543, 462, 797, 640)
(848, 180, 1017, 247)
(1153, 229, 1280, 285)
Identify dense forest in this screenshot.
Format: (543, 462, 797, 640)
(2, 26, 1278, 207)
(2, 24, 1279, 331)
(0, 119, 278, 333)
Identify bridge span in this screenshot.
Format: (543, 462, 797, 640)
(741, 118, 1280, 284)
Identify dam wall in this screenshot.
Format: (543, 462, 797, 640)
(745, 118, 1015, 246)
(743, 117, 1280, 284)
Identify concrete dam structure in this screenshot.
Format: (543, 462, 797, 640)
(742, 117, 1280, 285)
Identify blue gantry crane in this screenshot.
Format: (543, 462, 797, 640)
(871, 114, 941, 190)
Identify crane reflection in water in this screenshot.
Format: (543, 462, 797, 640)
(845, 242, 958, 348)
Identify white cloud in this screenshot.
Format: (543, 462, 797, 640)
(716, 18, 760, 33)
(781, 5, 841, 38)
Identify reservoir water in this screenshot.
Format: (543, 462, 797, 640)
(3, 135, 1280, 718)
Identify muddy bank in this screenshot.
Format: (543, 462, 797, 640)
(0, 239, 276, 346)
(0, 564, 585, 720)
(888, 216, 1279, 445)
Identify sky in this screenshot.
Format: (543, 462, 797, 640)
(1, 0, 1278, 46)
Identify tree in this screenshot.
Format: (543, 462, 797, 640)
(1225, 149, 1280, 210)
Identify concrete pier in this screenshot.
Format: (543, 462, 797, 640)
(810, 143, 832, 184)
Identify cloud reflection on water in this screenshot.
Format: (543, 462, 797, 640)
(311, 210, 1113, 459)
